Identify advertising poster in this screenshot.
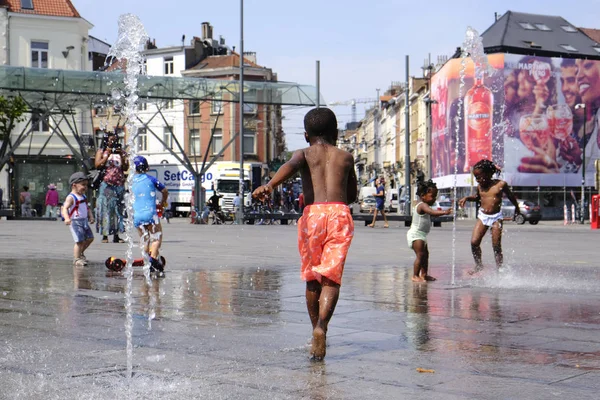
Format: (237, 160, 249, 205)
(502, 55, 599, 187)
(430, 54, 505, 188)
(431, 53, 600, 188)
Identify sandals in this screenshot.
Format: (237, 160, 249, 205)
(102, 236, 109, 243)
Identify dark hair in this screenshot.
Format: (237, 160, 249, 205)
(473, 159, 500, 175)
(416, 179, 437, 197)
(101, 130, 118, 150)
(304, 108, 338, 138)
(560, 58, 576, 68)
(23, 186, 29, 191)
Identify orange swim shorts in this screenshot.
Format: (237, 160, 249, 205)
(297, 202, 354, 285)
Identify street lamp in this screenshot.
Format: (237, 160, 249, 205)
(237, 0, 245, 225)
(574, 103, 587, 224)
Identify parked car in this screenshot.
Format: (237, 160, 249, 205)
(501, 199, 542, 224)
(432, 200, 453, 212)
(387, 192, 399, 213)
(360, 196, 377, 213)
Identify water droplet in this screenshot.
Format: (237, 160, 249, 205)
(111, 89, 121, 100)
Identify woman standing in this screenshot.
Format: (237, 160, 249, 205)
(44, 183, 60, 218)
(95, 131, 128, 243)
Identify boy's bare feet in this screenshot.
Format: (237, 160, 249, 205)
(411, 275, 426, 283)
(367, 224, 374, 228)
(383, 223, 389, 228)
(423, 275, 437, 281)
(468, 266, 484, 276)
(311, 327, 326, 361)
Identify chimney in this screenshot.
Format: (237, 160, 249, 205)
(202, 22, 213, 40)
(243, 51, 257, 64)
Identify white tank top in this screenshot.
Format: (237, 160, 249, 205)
(409, 202, 431, 234)
(67, 193, 88, 220)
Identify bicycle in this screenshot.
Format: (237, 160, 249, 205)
(208, 208, 234, 225)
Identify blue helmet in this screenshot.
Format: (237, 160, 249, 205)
(133, 155, 148, 172)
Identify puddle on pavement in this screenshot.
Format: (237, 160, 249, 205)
(1, 257, 600, 398)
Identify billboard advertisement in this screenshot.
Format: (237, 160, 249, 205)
(431, 53, 600, 188)
(430, 54, 505, 188)
(502, 55, 598, 187)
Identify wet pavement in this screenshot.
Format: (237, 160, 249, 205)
(0, 219, 599, 399)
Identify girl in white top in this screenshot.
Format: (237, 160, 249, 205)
(407, 180, 453, 283)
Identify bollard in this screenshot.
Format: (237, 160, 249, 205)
(571, 204, 576, 224)
(564, 204, 568, 226)
(592, 195, 600, 230)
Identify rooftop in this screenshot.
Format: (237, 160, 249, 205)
(189, 52, 261, 71)
(481, 11, 600, 59)
(1, 0, 80, 18)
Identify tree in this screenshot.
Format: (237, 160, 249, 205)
(0, 96, 27, 140)
(0, 95, 28, 162)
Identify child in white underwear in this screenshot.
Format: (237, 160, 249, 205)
(407, 180, 452, 283)
(458, 160, 520, 274)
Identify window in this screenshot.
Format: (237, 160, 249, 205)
(94, 105, 107, 116)
(189, 100, 200, 115)
(243, 102, 257, 114)
(189, 129, 200, 155)
(163, 126, 173, 150)
(518, 22, 536, 30)
(243, 130, 256, 155)
(21, 0, 33, 10)
(534, 23, 551, 31)
(95, 129, 104, 149)
(31, 41, 48, 68)
(164, 100, 173, 109)
(164, 57, 174, 75)
(32, 112, 49, 132)
(140, 60, 147, 75)
(561, 25, 577, 33)
(560, 44, 578, 52)
(211, 99, 222, 114)
(137, 102, 147, 111)
(212, 129, 223, 154)
(137, 127, 147, 151)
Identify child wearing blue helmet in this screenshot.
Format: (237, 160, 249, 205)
(132, 155, 169, 275)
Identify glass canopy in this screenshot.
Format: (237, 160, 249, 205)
(0, 65, 324, 109)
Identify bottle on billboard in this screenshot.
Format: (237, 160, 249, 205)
(463, 68, 493, 172)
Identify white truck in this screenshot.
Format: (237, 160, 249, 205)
(213, 162, 267, 212)
(147, 162, 266, 215)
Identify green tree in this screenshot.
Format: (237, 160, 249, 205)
(0, 96, 27, 141)
(0, 95, 28, 167)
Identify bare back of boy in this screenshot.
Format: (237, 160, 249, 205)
(298, 144, 356, 205)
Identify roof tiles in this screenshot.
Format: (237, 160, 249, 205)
(1, 0, 81, 18)
(189, 52, 261, 71)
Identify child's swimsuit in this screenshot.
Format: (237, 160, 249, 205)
(297, 202, 354, 285)
(407, 202, 431, 248)
(132, 173, 166, 227)
(478, 209, 504, 227)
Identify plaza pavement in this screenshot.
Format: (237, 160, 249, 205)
(0, 218, 599, 399)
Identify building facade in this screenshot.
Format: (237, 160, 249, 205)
(0, 0, 93, 213)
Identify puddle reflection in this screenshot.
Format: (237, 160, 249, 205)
(0, 259, 283, 325)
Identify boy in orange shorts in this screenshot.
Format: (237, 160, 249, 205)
(253, 108, 357, 361)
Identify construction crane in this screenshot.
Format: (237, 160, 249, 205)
(327, 98, 378, 123)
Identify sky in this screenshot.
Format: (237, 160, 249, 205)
(73, 0, 600, 150)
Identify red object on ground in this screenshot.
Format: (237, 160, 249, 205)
(591, 195, 600, 230)
(105, 256, 166, 271)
